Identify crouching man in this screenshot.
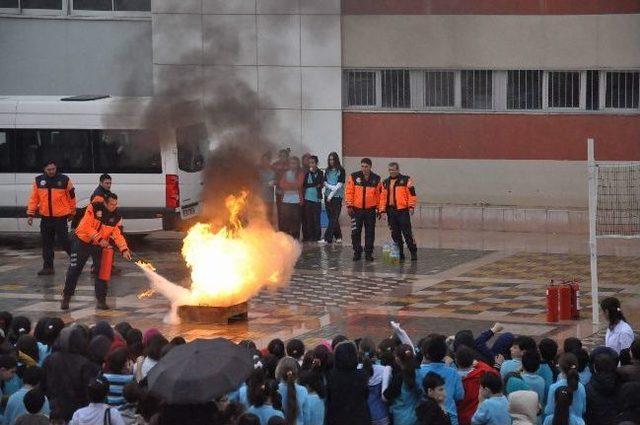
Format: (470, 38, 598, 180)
(61, 193, 132, 311)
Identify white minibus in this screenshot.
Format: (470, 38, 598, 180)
(0, 96, 207, 234)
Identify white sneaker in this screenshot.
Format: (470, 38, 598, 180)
(317, 240, 327, 245)
(336, 238, 342, 243)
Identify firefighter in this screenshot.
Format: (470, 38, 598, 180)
(378, 162, 418, 262)
(345, 158, 382, 261)
(61, 193, 132, 311)
(26, 160, 76, 276)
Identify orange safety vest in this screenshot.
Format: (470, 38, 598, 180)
(75, 201, 129, 253)
(26, 174, 76, 218)
(345, 171, 382, 210)
(379, 175, 417, 212)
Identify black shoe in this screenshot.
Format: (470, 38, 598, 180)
(410, 252, 418, 262)
(60, 296, 71, 310)
(399, 254, 406, 263)
(353, 253, 362, 261)
(96, 300, 110, 310)
(365, 254, 374, 262)
(37, 267, 54, 276)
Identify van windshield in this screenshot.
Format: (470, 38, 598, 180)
(176, 124, 208, 173)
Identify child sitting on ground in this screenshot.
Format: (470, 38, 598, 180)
(471, 372, 511, 425)
(416, 372, 451, 425)
(499, 336, 536, 379)
(521, 350, 546, 412)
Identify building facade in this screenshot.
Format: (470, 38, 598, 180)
(2, 0, 639, 230)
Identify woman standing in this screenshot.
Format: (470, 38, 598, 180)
(601, 297, 634, 354)
(278, 157, 304, 239)
(322, 152, 345, 244)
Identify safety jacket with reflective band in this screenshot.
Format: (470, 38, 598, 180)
(90, 185, 112, 204)
(75, 202, 128, 253)
(378, 174, 417, 212)
(26, 174, 76, 218)
(345, 171, 382, 210)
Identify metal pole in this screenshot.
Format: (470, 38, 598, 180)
(587, 138, 600, 325)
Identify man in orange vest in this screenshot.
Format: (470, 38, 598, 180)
(378, 162, 418, 262)
(345, 158, 382, 261)
(61, 193, 132, 310)
(26, 160, 76, 275)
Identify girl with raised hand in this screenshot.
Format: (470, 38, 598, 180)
(384, 344, 421, 425)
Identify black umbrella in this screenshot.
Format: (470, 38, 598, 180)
(147, 337, 253, 404)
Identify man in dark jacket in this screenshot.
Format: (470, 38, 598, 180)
(326, 341, 370, 425)
(585, 352, 621, 425)
(41, 325, 100, 421)
(618, 339, 640, 383)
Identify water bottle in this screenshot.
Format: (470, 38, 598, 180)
(382, 242, 391, 263)
(390, 243, 400, 265)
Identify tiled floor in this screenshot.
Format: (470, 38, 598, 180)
(0, 230, 638, 350)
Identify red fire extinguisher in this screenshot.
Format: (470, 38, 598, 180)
(570, 279, 580, 319)
(558, 282, 572, 320)
(546, 280, 559, 322)
(98, 246, 114, 282)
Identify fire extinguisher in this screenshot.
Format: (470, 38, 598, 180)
(570, 279, 580, 319)
(98, 246, 114, 282)
(558, 282, 572, 320)
(546, 280, 559, 322)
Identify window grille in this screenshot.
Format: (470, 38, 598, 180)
(586, 70, 599, 111)
(548, 71, 580, 108)
(344, 70, 377, 107)
(381, 69, 411, 108)
(507, 70, 542, 110)
(461, 70, 492, 109)
(605, 71, 639, 109)
(424, 71, 455, 107)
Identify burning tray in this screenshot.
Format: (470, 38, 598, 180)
(177, 302, 248, 324)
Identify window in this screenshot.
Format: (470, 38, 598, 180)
(0, 130, 13, 172)
(72, 0, 150, 11)
(606, 71, 639, 109)
(93, 130, 161, 173)
(344, 71, 377, 107)
(115, 0, 149, 11)
(586, 70, 599, 111)
(0, 0, 19, 7)
(461, 70, 492, 109)
(21, 0, 61, 8)
(74, 0, 110, 10)
(381, 69, 410, 108)
(15, 130, 92, 173)
(424, 71, 455, 107)
(176, 124, 208, 173)
(548, 71, 580, 108)
(507, 70, 542, 110)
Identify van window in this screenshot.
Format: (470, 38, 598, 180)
(93, 130, 162, 173)
(176, 124, 207, 173)
(15, 129, 92, 173)
(0, 130, 13, 172)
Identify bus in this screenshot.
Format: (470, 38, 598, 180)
(0, 96, 207, 234)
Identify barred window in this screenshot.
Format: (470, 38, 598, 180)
(605, 71, 639, 109)
(507, 70, 542, 110)
(424, 71, 455, 107)
(461, 70, 492, 109)
(586, 70, 599, 111)
(548, 71, 580, 108)
(381, 69, 410, 108)
(344, 71, 377, 107)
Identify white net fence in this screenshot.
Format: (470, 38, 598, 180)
(596, 162, 640, 238)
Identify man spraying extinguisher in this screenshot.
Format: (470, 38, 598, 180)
(61, 193, 132, 311)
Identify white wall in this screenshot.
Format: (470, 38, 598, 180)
(152, 0, 343, 163)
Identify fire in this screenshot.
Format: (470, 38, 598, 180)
(180, 191, 301, 307)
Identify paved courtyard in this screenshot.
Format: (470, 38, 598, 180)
(0, 228, 638, 349)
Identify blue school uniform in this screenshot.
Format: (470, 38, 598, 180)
(522, 373, 546, 409)
(388, 382, 420, 425)
(278, 382, 308, 425)
(578, 369, 591, 386)
(3, 387, 50, 425)
(416, 363, 465, 425)
(500, 359, 522, 379)
(543, 414, 585, 425)
(303, 393, 325, 425)
(471, 395, 511, 425)
(544, 377, 586, 420)
(247, 405, 285, 425)
(536, 364, 554, 404)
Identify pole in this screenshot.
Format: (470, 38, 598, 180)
(587, 138, 599, 325)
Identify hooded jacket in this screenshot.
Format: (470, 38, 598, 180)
(42, 326, 101, 421)
(585, 371, 621, 425)
(457, 361, 499, 425)
(508, 390, 539, 425)
(326, 342, 370, 425)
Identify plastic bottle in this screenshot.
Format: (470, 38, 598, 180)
(382, 242, 391, 263)
(390, 243, 400, 265)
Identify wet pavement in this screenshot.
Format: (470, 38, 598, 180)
(0, 228, 638, 349)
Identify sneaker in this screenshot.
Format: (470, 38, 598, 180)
(37, 268, 54, 276)
(336, 238, 342, 244)
(365, 254, 374, 262)
(317, 240, 327, 245)
(353, 253, 361, 261)
(60, 296, 71, 310)
(96, 300, 110, 310)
